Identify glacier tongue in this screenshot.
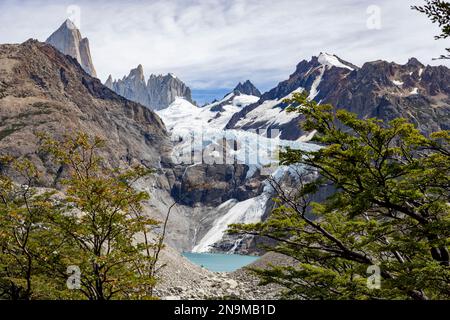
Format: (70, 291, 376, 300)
(158, 96, 320, 253)
(192, 163, 318, 253)
(192, 193, 270, 253)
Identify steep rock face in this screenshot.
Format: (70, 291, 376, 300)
(170, 164, 263, 207)
(0, 40, 170, 183)
(227, 53, 450, 139)
(233, 80, 261, 97)
(147, 73, 193, 110)
(106, 67, 193, 111)
(46, 19, 97, 77)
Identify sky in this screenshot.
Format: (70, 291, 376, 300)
(0, 0, 449, 102)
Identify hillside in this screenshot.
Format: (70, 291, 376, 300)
(0, 39, 171, 182)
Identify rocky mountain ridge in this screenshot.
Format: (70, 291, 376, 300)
(0, 39, 172, 187)
(226, 53, 450, 140)
(105, 65, 193, 111)
(233, 80, 262, 97)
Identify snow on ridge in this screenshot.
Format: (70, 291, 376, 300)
(318, 52, 354, 71)
(232, 94, 260, 107)
(308, 67, 325, 100)
(392, 80, 404, 86)
(207, 93, 235, 109)
(235, 88, 304, 129)
(158, 93, 261, 133)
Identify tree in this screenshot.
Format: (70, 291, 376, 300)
(0, 156, 68, 299)
(413, 0, 450, 59)
(38, 132, 163, 300)
(229, 92, 450, 300)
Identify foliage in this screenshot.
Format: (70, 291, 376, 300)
(230, 91, 450, 300)
(37, 132, 160, 300)
(0, 132, 164, 300)
(0, 156, 69, 299)
(413, 0, 450, 59)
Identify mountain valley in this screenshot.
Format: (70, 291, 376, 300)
(1, 17, 449, 300)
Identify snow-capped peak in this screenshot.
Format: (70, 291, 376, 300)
(318, 52, 354, 71)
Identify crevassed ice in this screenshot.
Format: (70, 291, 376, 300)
(158, 97, 321, 253)
(192, 163, 315, 253)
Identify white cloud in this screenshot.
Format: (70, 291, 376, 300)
(0, 0, 448, 91)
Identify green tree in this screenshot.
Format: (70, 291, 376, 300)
(413, 0, 450, 59)
(38, 132, 162, 300)
(230, 92, 450, 300)
(0, 156, 68, 299)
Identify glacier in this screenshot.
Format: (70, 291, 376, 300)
(157, 95, 320, 253)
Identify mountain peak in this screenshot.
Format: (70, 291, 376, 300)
(62, 19, 78, 30)
(317, 52, 356, 71)
(107, 66, 193, 110)
(406, 57, 424, 68)
(128, 65, 145, 81)
(105, 75, 114, 89)
(233, 80, 261, 97)
(46, 20, 97, 77)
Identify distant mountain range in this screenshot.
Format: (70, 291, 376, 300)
(44, 20, 450, 141)
(45, 20, 193, 111)
(104, 66, 193, 111)
(226, 52, 450, 139)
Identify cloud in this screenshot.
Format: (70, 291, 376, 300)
(0, 0, 449, 91)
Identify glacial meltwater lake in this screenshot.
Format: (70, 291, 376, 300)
(182, 252, 259, 272)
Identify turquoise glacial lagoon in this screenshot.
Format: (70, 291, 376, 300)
(182, 252, 259, 272)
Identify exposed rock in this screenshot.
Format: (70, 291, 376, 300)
(227, 53, 450, 139)
(207, 82, 261, 113)
(106, 67, 193, 110)
(0, 39, 169, 184)
(233, 80, 262, 97)
(170, 164, 263, 207)
(46, 19, 97, 77)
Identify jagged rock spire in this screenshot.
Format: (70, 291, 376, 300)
(46, 19, 97, 77)
(233, 80, 261, 97)
(104, 66, 193, 111)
